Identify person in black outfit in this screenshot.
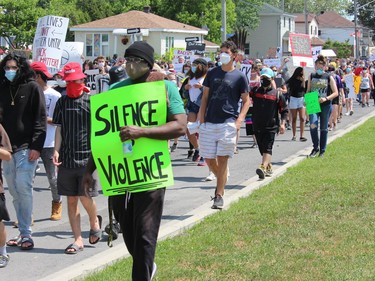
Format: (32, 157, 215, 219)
(250, 67, 288, 180)
(286, 67, 307, 141)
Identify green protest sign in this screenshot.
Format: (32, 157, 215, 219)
(90, 81, 174, 196)
(304, 91, 321, 115)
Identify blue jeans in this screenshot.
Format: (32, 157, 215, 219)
(3, 149, 37, 237)
(309, 103, 332, 153)
(40, 147, 61, 202)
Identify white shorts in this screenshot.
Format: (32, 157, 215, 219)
(289, 96, 304, 109)
(198, 121, 237, 159)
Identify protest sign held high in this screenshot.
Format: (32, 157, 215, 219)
(33, 15, 69, 74)
(90, 81, 174, 196)
(289, 33, 314, 68)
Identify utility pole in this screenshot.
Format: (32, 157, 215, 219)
(221, 0, 227, 42)
(304, 0, 308, 35)
(354, 0, 358, 58)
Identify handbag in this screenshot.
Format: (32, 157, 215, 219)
(0, 193, 10, 221)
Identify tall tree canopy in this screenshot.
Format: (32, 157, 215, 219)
(347, 0, 375, 33)
(269, 0, 351, 14)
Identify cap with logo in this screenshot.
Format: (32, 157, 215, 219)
(30, 61, 52, 79)
(63, 62, 86, 81)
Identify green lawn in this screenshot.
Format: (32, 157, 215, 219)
(85, 118, 375, 281)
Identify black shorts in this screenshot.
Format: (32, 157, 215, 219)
(57, 166, 99, 197)
(0, 193, 10, 221)
(186, 101, 200, 114)
(360, 88, 370, 93)
(254, 130, 276, 155)
(245, 123, 254, 136)
(332, 96, 339, 105)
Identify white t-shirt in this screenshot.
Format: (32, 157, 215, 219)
(188, 77, 205, 103)
(44, 87, 61, 148)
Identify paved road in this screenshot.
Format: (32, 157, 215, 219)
(2, 102, 375, 280)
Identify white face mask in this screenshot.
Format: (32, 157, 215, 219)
(98, 62, 105, 68)
(370, 68, 375, 74)
(56, 79, 67, 87)
(219, 53, 232, 65)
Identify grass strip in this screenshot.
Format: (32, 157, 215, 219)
(85, 117, 375, 281)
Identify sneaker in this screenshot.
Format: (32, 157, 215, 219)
(205, 172, 216, 181)
(151, 262, 157, 280)
(211, 195, 224, 209)
(192, 150, 200, 162)
(234, 147, 239, 154)
(308, 149, 319, 158)
(197, 157, 207, 166)
(318, 152, 325, 157)
(291, 136, 296, 141)
(0, 254, 9, 268)
(350, 110, 354, 115)
(305, 121, 310, 127)
(300, 137, 307, 142)
(187, 149, 194, 159)
(170, 142, 178, 152)
(256, 164, 266, 180)
(344, 112, 350, 116)
(367, 102, 370, 107)
(362, 103, 365, 108)
(266, 164, 273, 177)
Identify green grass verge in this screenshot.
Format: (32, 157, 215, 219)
(85, 118, 375, 281)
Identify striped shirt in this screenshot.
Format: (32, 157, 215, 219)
(52, 94, 91, 168)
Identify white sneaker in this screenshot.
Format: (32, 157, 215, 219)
(205, 172, 216, 181)
(344, 112, 350, 116)
(151, 262, 157, 280)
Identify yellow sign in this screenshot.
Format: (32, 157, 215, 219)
(90, 81, 174, 195)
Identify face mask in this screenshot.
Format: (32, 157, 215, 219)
(126, 62, 150, 80)
(273, 71, 278, 76)
(66, 82, 85, 99)
(183, 69, 189, 74)
(341, 63, 347, 67)
(359, 64, 364, 68)
(346, 68, 351, 73)
(363, 70, 367, 74)
(217, 62, 222, 66)
(98, 62, 105, 68)
(219, 53, 232, 65)
(316, 69, 324, 75)
(56, 79, 66, 88)
(191, 66, 197, 73)
(260, 78, 271, 88)
(5, 70, 17, 82)
(370, 68, 375, 74)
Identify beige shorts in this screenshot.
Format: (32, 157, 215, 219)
(198, 121, 237, 159)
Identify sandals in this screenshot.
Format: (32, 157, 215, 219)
(19, 236, 34, 250)
(89, 215, 102, 245)
(64, 243, 83, 255)
(6, 236, 21, 247)
(7, 236, 34, 250)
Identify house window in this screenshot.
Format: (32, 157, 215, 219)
(165, 36, 174, 53)
(284, 17, 286, 27)
(244, 43, 250, 55)
(315, 26, 318, 36)
(86, 33, 109, 58)
(288, 18, 291, 30)
(310, 26, 313, 35)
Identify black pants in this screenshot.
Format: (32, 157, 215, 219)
(254, 130, 276, 156)
(112, 188, 166, 281)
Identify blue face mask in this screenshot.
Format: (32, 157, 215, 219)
(191, 66, 197, 73)
(316, 69, 324, 75)
(5, 70, 17, 82)
(346, 68, 351, 73)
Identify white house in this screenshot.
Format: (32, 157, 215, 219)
(70, 7, 211, 60)
(294, 14, 319, 38)
(247, 4, 296, 58)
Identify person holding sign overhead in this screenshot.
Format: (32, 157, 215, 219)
(83, 41, 186, 281)
(52, 62, 102, 254)
(306, 55, 338, 158)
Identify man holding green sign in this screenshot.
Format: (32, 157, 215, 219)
(82, 41, 186, 281)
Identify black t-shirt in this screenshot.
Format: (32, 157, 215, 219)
(202, 66, 249, 123)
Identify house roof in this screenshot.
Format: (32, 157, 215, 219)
(317, 11, 354, 28)
(71, 10, 206, 33)
(311, 37, 325, 46)
(294, 13, 316, 23)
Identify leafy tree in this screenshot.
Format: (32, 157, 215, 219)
(157, 0, 236, 43)
(269, 0, 351, 14)
(347, 0, 375, 34)
(323, 39, 352, 58)
(233, 0, 263, 30)
(0, 0, 44, 49)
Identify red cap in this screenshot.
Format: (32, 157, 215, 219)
(30, 61, 52, 78)
(63, 62, 86, 81)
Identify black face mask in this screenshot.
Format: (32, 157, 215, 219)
(261, 78, 271, 87)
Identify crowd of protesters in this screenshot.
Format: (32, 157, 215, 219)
(0, 42, 374, 281)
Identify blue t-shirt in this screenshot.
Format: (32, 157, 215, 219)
(202, 66, 249, 123)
